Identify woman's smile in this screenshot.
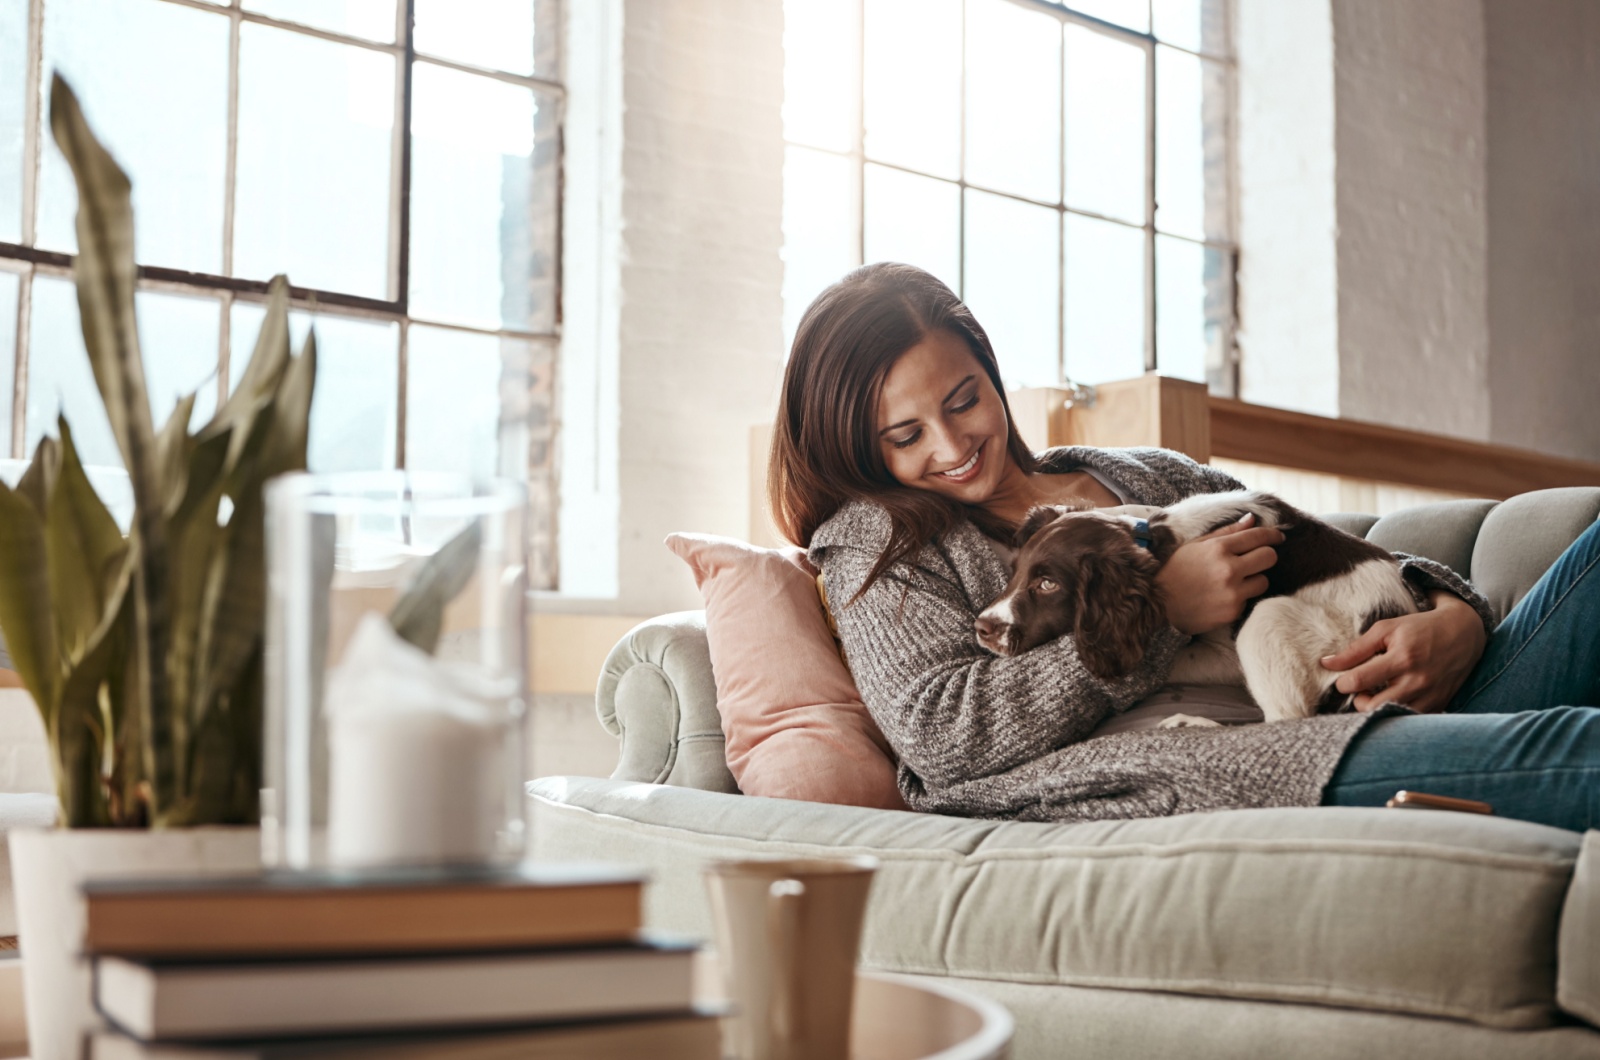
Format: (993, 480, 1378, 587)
(934, 442, 985, 483)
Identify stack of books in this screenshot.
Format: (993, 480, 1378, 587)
(79, 864, 718, 1059)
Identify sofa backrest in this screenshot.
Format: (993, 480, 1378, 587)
(1323, 487, 1600, 622)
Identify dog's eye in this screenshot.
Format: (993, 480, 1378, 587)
(1034, 577, 1060, 594)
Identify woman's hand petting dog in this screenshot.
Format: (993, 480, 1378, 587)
(1154, 514, 1286, 635)
(1320, 591, 1488, 713)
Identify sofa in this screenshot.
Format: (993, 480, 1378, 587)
(528, 487, 1600, 1060)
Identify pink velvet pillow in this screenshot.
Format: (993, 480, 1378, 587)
(664, 533, 907, 810)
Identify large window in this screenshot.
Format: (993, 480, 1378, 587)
(0, 0, 562, 587)
(783, 0, 1235, 393)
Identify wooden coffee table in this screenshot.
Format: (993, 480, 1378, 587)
(697, 954, 1013, 1059)
(849, 972, 1013, 1060)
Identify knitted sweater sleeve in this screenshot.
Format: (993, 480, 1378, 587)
(817, 522, 1186, 789)
(1395, 554, 1499, 633)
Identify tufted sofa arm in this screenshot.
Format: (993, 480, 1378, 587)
(597, 610, 739, 792)
(597, 488, 1600, 796)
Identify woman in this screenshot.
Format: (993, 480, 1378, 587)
(770, 262, 1600, 830)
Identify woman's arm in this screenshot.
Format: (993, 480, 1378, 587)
(820, 540, 1186, 789)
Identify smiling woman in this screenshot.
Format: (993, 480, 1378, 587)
(767, 262, 1040, 597)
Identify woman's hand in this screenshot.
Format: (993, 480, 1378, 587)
(1155, 515, 1284, 635)
(1319, 591, 1487, 713)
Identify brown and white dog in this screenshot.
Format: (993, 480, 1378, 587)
(973, 490, 1422, 722)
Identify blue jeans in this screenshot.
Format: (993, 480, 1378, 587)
(1322, 519, 1600, 832)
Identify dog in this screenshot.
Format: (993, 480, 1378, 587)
(973, 490, 1422, 723)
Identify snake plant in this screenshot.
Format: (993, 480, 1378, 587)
(0, 76, 316, 827)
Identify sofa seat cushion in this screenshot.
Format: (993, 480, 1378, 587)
(529, 777, 1581, 1030)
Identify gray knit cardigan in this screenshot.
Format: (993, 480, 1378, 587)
(808, 447, 1496, 822)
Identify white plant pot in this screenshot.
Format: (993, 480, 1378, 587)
(9, 826, 260, 1060)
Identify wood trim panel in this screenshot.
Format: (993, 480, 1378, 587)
(1208, 397, 1600, 500)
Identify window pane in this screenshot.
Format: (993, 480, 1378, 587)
(234, 27, 394, 298)
(1156, 46, 1229, 242)
(1069, 0, 1149, 34)
(230, 304, 398, 472)
(864, 0, 960, 179)
(1065, 213, 1143, 384)
(0, 271, 15, 448)
(140, 290, 223, 429)
(1064, 25, 1145, 224)
(964, 190, 1060, 389)
(245, 0, 395, 42)
(863, 164, 959, 293)
(1156, 234, 1229, 388)
(414, 0, 538, 77)
(406, 325, 529, 480)
(0, 0, 25, 244)
(28, 278, 220, 467)
(1152, 0, 1229, 56)
(410, 66, 552, 333)
(37, 0, 228, 272)
(783, 146, 859, 350)
(965, 0, 1061, 204)
(784, 0, 858, 154)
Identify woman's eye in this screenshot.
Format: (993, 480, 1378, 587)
(891, 430, 922, 450)
(1034, 577, 1060, 594)
(951, 394, 979, 413)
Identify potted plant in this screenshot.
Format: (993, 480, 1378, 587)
(4, 75, 315, 1060)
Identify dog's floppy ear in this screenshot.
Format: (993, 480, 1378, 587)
(1015, 505, 1071, 549)
(1072, 551, 1166, 681)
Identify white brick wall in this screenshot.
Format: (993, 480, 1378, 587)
(612, 0, 787, 618)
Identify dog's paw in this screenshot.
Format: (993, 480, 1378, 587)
(1158, 713, 1223, 729)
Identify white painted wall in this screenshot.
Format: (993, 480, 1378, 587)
(1331, 0, 1490, 442)
(1236, 0, 1598, 460)
(1234, 0, 1339, 418)
(1484, 0, 1600, 462)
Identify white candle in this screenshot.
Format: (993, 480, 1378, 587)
(326, 614, 513, 868)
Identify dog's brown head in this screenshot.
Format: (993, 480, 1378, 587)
(974, 504, 1167, 679)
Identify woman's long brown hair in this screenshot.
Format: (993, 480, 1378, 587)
(768, 263, 1038, 601)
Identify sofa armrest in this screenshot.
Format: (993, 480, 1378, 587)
(595, 610, 739, 793)
(1559, 829, 1600, 1027)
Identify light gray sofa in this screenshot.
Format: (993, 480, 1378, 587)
(528, 487, 1600, 1060)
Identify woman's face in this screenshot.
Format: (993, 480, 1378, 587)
(875, 329, 1012, 505)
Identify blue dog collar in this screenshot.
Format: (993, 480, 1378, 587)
(1132, 519, 1154, 550)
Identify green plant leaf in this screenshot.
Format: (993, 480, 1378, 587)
(0, 482, 60, 720)
(16, 436, 58, 516)
(46, 418, 127, 662)
(190, 329, 313, 753)
(51, 74, 177, 814)
(389, 522, 483, 655)
(203, 276, 290, 467)
(156, 392, 197, 517)
(265, 328, 315, 472)
(48, 75, 160, 517)
(53, 557, 132, 828)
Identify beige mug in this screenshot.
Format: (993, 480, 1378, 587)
(704, 856, 878, 1060)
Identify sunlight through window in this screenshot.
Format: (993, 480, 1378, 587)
(782, 0, 1236, 394)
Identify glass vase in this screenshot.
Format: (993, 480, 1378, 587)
(262, 472, 528, 871)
